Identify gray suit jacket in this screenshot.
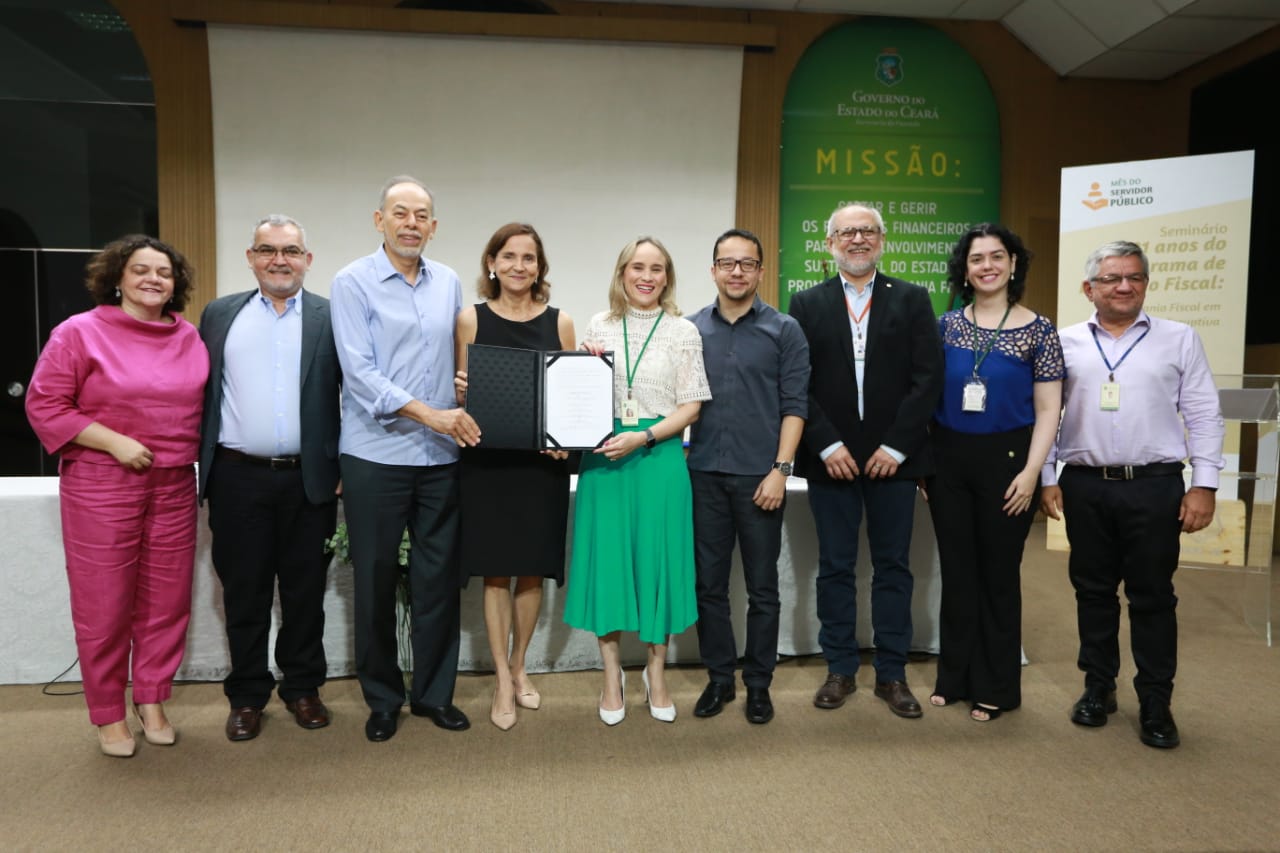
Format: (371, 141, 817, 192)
(197, 289, 341, 505)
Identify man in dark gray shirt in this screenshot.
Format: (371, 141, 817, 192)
(688, 228, 810, 724)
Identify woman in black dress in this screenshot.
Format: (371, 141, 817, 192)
(455, 223, 575, 730)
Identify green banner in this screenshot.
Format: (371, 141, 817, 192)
(779, 18, 1000, 314)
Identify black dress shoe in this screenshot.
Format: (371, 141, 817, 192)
(745, 687, 774, 725)
(1139, 699, 1180, 749)
(365, 710, 400, 742)
(1070, 686, 1118, 727)
(410, 703, 471, 731)
(693, 681, 735, 718)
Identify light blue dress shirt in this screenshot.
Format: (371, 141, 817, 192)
(218, 290, 303, 457)
(330, 246, 463, 466)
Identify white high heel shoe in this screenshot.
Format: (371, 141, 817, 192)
(642, 666, 676, 723)
(598, 669, 626, 726)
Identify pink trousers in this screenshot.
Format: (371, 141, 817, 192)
(58, 460, 197, 725)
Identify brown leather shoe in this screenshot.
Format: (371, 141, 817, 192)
(813, 673, 857, 709)
(874, 680, 923, 718)
(285, 695, 331, 730)
(225, 706, 263, 741)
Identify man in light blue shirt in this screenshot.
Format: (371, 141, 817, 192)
(199, 214, 342, 741)
(331, 175, 481, 742)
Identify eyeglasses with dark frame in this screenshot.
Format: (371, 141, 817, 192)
(830, 225, 883, 242)
(252, 245, 307, 260)
(1090, 273, 1148, 286)
(714, 257, 762, 272)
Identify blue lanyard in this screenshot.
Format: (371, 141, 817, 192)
(1090, 324, 1149, 381)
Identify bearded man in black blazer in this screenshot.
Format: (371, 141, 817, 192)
(198, 215, 342, 741)
(789, 203, 943, 719)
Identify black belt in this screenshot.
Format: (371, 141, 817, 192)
(1065, 462, 1184, 481)
(216, 446, 302, 470)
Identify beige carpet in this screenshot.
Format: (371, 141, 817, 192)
(3, 522, 1278, 852)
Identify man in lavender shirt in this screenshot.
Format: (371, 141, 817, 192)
(1040, 240, 1224, 749)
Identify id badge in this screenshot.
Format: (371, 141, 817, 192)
(853, 335, 867, 361)
(961, 378, 987, 413)
(1100, 382, 1121, 411)
(620, 397, 640, 427)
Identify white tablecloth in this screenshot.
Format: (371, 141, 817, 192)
(0, 476, 940, 685)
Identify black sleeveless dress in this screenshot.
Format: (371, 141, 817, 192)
(460, 302, 570, 585)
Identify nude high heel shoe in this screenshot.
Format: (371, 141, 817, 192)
(598, 670, 626, 726)
(490, 689, 517, 731)
(642, 666, 676, 723)
(97, 726, 136, 758)
(134, 704, 176, 746)
(514, 677, 541, 710)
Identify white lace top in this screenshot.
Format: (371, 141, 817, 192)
(585, 307, 711, 419)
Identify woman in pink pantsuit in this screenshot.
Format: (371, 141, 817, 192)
(26, 235, 208, 757)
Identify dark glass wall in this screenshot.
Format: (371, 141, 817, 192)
(0, 0, 156, 474)
(1189, 51, 1277, 346)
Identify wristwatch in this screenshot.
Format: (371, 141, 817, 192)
(644, 428, 657, 449)
(772, 460, 793, 476)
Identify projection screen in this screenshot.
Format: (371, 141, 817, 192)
(206, 24, 743, 330)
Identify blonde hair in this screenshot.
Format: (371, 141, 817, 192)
(606, 236, 680, 319)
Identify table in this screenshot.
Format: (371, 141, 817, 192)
(0, 476, 940, 684)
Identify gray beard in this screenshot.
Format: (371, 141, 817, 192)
(837, 255, 877, 279)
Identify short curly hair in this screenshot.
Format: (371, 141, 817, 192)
(945, 223, 1032, 307)
(84, 234, 195, 314)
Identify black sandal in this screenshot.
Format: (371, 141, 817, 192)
(970, 703, 1003, 722)
(929, 693, 960, 707)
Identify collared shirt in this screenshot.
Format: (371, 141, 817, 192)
(218, 289, 303, 457)
(843, 275, 874, 419)
(1042, 310, 1224, 488)
(818, 273, 904, 463)
(331, 245, 463, 466)
(688, 296, 809, 475)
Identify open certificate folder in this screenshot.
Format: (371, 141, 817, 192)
(464, 344, 615, 450)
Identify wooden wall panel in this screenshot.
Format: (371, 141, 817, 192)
(111, 0, 216, 312)
(108, 0, 1279, 322)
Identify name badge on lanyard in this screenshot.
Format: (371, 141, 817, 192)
(963, 304, 1010, 415)
(847, 289, 871, 363)
(1091, 324, 1149, 414)
(962, 377, 988, 412)
(1100, 382, 1121, 411)
(620, 396, 640, 427)
(621, 311, 662, 429)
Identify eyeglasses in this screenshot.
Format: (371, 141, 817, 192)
(1090, 273, 1148, 286)
(831, 226, 882, 241)
(714, 258, 761, 272)
(252, 245, 307, 260)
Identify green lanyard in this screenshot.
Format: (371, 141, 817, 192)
(970, 302, 1011, 376)
(622, 311, 662, 398)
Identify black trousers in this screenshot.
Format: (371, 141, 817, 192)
(691, 471, 783, 688)
(340, 454, 461, 712)
(1059, 466, 1184, 705)
(927, 426, 1035, 710)
(207, 452, 337, 709)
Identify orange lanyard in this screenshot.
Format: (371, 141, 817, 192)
(846, 294, 872, 329)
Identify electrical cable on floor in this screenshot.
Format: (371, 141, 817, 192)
(42, 658, 82, 696)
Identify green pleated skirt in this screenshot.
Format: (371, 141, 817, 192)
(563, 418, 698, 643)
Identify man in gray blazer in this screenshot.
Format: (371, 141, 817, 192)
(198, 214, 342, 741)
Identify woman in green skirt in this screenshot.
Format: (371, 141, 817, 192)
(564, 237, 711, 725)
